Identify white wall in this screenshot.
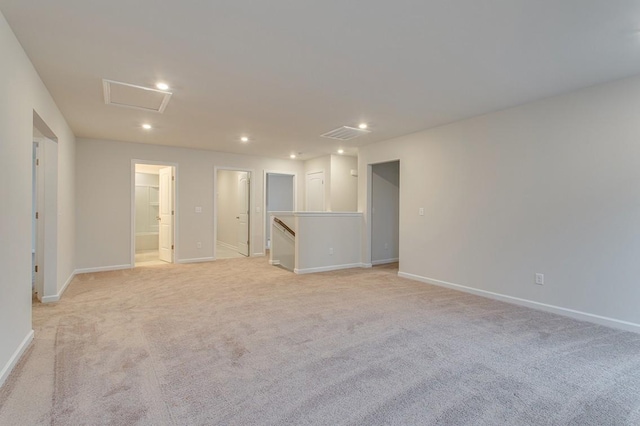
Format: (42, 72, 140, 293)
(304, 154, 358, 212)
(0, 10, 76, 386)
(330, 155, 358, 212)
(359, 74, 640, 330)
(76, 138, 304, 269)
(294, 212, 363, 274)
(371, 161, 399, 264)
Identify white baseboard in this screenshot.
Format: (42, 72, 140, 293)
(361, 263, 372, 268)
(295, 263, 368, 275)
(269, 260, 281, 265)
(176, 257, 215, 264)
(41, 270, 76, 303)
(253, 252, 265, 257)
(372, 258, 399, 266)
(216, 241, 238, 251)
(0, 330, 34, 389)
(75, 264, 132, 274)
(398, 272, 640, 334)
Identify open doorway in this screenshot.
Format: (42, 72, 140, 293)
(32, 112, 58, 303)
(370, 160, 400, 267)
(264, 172, 295, 251)
(133, 163, 175, 266)
(215, 169, 251, 259)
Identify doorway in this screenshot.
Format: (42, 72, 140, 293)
(305, 170, 325, 211)
(32, 112, 58, 303)
(264, 172, 295, 250)
(215, 169, 251, 259)
(133, 163, 175, 266)
(370, 161, 400, 266)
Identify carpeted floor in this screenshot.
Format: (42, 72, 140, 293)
(1, 257, 640, 425)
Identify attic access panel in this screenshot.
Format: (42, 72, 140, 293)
(103, 79, 172, 113)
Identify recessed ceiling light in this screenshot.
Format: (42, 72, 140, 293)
(290, 154, 296, 159)
(358, 123, 368, 130)
(156, 82, 169, 91)
(240, 136, 249, 143)
(142, 123, 152, 130)
(338, 149, 344, 154)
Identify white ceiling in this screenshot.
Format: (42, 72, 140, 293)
(2, 1, 640, 160)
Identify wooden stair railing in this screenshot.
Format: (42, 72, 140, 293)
(273, 217, 295, 238)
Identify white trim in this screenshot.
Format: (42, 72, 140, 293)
(41, 270, 76, 303)
(294, 263, 367, 274)
(176, 257, 215, 264)
(131, 160, 179, 266)
(214, 166, 255, 259)
(263, 170, 297, 251)
(269, 259, 281, 265)
(372, 258, 399, 266)
(0, 330, 34, 389)
(253, 252, 265, 257)
(398, 272, 640, 334)
(75, 264, 132, 274)
(216, 240, 238, 251)
(293, 212, 362, 217)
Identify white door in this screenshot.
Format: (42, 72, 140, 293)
(158, 167, 174, 262)
(306, 171, 325, 211)
(237, 172, 250, 256)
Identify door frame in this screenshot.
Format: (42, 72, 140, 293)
(305, 169, 325, 211)
(214, 166, 255, 259)
(130, 159, 179, 266)
(263, 170, 297, 252)
(32, 111, 59, 303)
(366, 159, 401, 267)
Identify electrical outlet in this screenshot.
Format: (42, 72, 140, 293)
(384, 243, 389, 250)
(329, 247, 334, 255)
(196, 242, 202, 249)
(535, 273, 544, 285)
(195, 206, 202, 213)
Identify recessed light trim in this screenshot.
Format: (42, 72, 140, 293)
(142, 123, 152, 130)
(358, 123, 368, 130)
(156, 82, 169, 91)
(290, 154, 296, 159)
(240, 136, 249, 143)
(338, 149, 344, 154)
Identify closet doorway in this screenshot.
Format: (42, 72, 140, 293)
(215, 168, 251, 259)
(133, 163, 176, 266)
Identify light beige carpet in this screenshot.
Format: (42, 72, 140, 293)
(1, 258, 640, 425)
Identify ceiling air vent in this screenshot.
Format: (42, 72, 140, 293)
(321, 126, 370, 141)
(103, 79, 172, 113)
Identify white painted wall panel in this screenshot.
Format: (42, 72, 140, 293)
(359, 74, 640, 326)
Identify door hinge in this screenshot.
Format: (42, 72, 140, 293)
(35, 212, 39, 219)
(36, 159, 40, 166)
(172, 210, 174, 215)
(35, 265, 38, 273)
(172, 176, 175, 181)
(171, 244, 174, 250)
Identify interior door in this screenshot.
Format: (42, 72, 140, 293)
(237, 172, 250, 256)
(306, 171, 324, 211)
(158, 167, 173, 262)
